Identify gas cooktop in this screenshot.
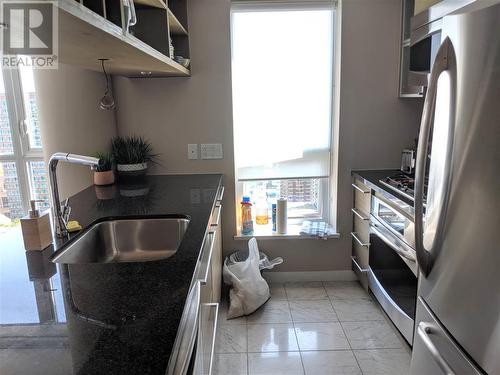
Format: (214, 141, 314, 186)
(379, 173, 427, 203)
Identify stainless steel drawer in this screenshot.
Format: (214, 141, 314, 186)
(410, 298, 482, 375)
(353, 212, 370, 245)
(193, 302, 219, 375)
(368, 268, 414, 344)
(351, 255, 369, 291)
(351, 179, 371, 292)
(352, 180, 371, 214)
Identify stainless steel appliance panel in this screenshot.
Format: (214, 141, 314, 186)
(413, 2, 500, 374)
(368, 216, 418, 344)
(372, 194, 416, 250)
(368, 268, 415, 344)
(410, 298, 482, 375)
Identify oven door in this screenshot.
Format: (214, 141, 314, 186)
(372, 193, 415, 248)
(368, 216, 418, 345)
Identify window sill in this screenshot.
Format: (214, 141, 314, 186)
(234, 223, 340, 241)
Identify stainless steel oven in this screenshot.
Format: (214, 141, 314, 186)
(368, 194, 418, 345)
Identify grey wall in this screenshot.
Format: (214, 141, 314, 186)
(35, 64, 117, 199)
(113, 0, 423, 272)
(334, 0, 424, 267)
(113, 0, 243, 259)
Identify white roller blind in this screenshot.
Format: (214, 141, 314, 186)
(231, 3, 334, 181)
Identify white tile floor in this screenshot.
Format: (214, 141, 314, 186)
(214, 281, 411, 375)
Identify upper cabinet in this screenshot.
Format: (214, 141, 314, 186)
(398, 0, 475, 98)
(57, 0, 190, 77)
(399, 0, 425, 97)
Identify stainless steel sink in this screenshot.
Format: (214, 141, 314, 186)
(51, 217, 190, 264)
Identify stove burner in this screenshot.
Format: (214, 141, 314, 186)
(379, 173, 427, 202)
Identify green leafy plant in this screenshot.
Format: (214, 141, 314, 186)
(111, 136, 159, 165)
(94, 151, 114, 172)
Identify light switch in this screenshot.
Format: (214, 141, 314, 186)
(188, 144, 198, 160)
(201, 143, 223, 160)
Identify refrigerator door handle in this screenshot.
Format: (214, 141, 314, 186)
(414, 36, 457, 276)
(417, 322, 456, 375)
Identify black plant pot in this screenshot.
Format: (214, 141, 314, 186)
(116, 163, 148, 179)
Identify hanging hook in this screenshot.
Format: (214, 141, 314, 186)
(98, 59, 115, 110)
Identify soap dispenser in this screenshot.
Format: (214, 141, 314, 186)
(20, 200, 52, 251)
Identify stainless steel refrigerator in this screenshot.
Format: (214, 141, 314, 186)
(410, 1, 500, 374)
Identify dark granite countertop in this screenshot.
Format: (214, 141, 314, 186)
(0, 174, 223, 375)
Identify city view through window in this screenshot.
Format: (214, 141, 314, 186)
(243, 179, 322, 220)
(0, 68, 49, 224)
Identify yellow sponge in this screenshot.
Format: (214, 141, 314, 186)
(66, 220, 82, 233)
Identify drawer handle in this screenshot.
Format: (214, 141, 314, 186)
(351, 232, 370, 247)
(203, 302, 219, 375)
(167, 281, 201, 375)
(351, 208, 369, 221)
(351, 256, 368, 274)
(211, 203, 222, 227)
(199, 231, 217, 284)
(352, 183, 370, 194)
(217, 186, 225, 202)
(370, 223, 416, 262)
(417, 322, 456, 375)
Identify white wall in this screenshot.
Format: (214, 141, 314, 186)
(113, 0, 423, 272)
(35, 64, 117, 199)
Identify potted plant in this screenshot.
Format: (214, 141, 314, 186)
(111, 135, 158, 178)
(93, 151, 115, 186)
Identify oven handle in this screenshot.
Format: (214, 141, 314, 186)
(370, 222, 416, 263)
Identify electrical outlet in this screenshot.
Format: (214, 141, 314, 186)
(200, 143, 223, 159)
(188, 144, 198, 160)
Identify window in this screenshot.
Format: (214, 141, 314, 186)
(0, 66, 49, 222)
(231, 2, 335, 232)
(20, 65, 43, 150)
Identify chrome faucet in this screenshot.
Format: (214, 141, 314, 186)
(49, 153, 102, 237)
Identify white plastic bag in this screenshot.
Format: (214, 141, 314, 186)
(223, 238, 270, 319)
(228, 250, 284, 271)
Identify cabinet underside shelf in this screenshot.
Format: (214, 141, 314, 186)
(57, 1, 190, 77)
